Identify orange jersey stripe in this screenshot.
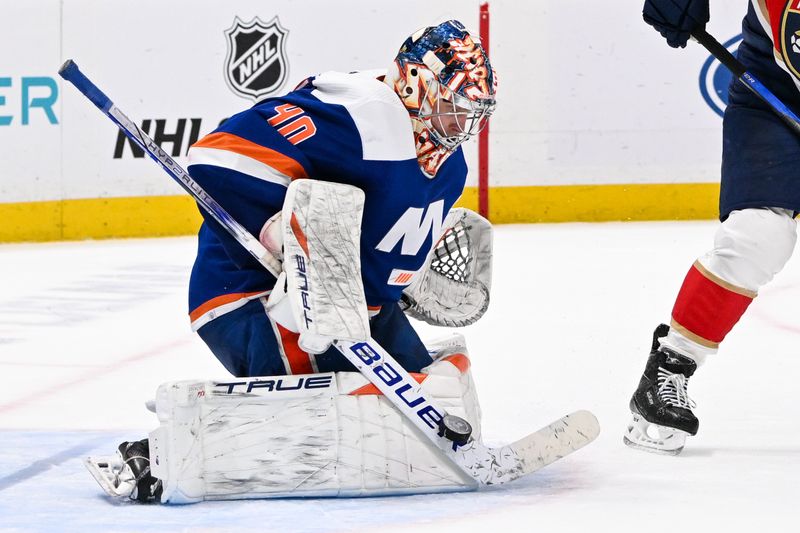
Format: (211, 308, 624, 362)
(192, 132, 308, 180)
(275, 323, 314, 374)
(348, 373, 428, 395)
(189, 291, 267, 322)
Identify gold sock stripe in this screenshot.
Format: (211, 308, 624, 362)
(692, 260, 758, 299)
(670, 319, 720, 349)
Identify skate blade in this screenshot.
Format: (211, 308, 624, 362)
(623, 412, 689, 456)
(84, 455, 135, 498)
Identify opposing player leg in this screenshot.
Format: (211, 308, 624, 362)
(625, 65, 800, 455)
(625, 207, 797, 454)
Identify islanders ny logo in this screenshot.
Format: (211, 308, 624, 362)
(224, 16, 289, 101)
(699, 34, 742, 118)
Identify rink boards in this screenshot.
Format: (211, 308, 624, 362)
(0, 1, 744, 241)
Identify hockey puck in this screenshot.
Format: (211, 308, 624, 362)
(437, 414, 472, 446)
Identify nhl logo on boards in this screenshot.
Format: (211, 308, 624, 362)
(224, 16, 289, 101)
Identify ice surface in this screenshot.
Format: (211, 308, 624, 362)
(1, 221, 798, 532)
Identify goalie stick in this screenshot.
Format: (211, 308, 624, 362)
(60, 59, 600, 488)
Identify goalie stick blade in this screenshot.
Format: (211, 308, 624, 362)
(84, 456, 136, 499)
(449, 411, 600, 485)
(508, 409, 600, 480)
(460, 409, 600, 485)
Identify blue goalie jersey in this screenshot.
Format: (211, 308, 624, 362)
(186, 70, 467, 330)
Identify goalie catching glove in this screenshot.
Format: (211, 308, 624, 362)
(401, 208, 492, 327)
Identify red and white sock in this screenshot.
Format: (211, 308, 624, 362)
(666, 260, 755, 365)
(662, 208, 796, 365)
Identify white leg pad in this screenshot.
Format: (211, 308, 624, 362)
(149, 353, 481, 503)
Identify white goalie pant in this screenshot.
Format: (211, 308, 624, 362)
(149, 335, 481, 503)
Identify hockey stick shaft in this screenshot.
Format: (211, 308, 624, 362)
(58, 60, 281, 277)
(692, 28, 800, 136)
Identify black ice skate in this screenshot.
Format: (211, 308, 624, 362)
(623, 324, 699, 455)
(84, 438, 162, 502)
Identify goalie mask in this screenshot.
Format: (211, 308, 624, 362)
(386, 20, 497, 177)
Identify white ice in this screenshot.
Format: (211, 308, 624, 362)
(1, 221, 798, 532)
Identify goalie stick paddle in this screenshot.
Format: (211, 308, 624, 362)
(59, 59, 600, 487)
(692, 28, 800, 136)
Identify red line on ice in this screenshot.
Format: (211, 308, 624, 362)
(0, 337, 191, 414)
